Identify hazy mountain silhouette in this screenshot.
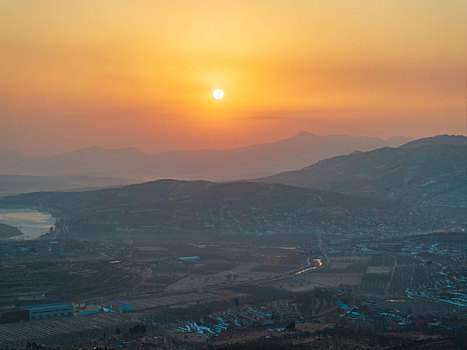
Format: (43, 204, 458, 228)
(0, 175, 137, 197)
(258, 135, 467, 208)
(1, 135, 464, 236)
(0, 132, 411, 181)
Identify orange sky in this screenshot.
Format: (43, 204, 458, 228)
(1, 0, 465, 155)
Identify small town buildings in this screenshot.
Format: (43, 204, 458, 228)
(108, 300, 134, 313)
(76, 306, 100, 315)
(21, 303, 73, 320)
(141, 225, 158, 231)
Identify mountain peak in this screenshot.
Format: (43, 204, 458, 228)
(294, 130, 317, 137)
(273, 131, 319, 144)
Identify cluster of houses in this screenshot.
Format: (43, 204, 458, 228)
(0, 300, 134, 324)
(173, 306, 273, 338)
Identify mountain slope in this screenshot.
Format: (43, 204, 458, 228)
(259, 135, 467, 209)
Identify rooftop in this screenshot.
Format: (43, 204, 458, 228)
(22, 303, 73, 311)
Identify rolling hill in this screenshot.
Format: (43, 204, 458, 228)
(0, 178, 459, 238)
(0, 135, 463, 239)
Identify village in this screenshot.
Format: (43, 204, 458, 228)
(0, 229, 465, 348)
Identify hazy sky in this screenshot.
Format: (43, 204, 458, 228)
(1, 0, 465, 155)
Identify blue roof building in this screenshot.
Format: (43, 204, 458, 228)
(178, 256, 201, 262)
(21, 303, 73, 320)
(108, 300, 134, 313)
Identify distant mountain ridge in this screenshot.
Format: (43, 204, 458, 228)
(0, 135, 464, 238)
(258, 135, 467, 209)
(0, 175, 137, 197)
(0, 132, 411, 181)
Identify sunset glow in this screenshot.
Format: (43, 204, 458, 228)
(0, 0, 465, 155)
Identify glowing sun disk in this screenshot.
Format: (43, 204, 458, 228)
(213, 89, 224, 100)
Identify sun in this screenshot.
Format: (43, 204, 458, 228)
(213, 88, 224, 100)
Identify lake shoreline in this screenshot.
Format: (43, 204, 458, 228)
(0, 208, 56, 240)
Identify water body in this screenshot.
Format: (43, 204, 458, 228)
(0, 208, 55, 240)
